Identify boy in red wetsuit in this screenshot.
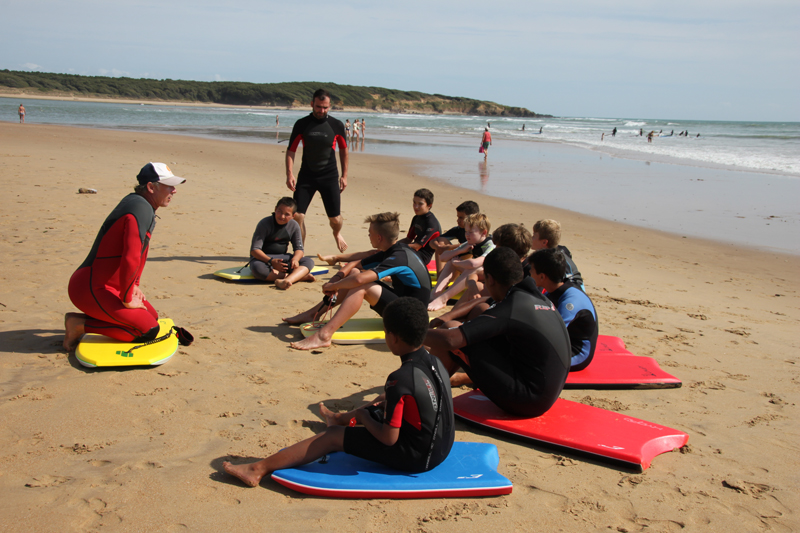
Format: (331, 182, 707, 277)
(223, 297, 454, 487)
(63, 162, 185, 351)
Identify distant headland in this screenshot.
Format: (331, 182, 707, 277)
(0, 70, 550, 118)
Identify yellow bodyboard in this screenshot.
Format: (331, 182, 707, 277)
(214, 265, 329, 281)
(75, 318, 178, 367)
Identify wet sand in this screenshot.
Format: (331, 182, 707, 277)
(1, 122, 798, 531)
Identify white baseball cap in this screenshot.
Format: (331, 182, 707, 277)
(137, 162, 186, 186)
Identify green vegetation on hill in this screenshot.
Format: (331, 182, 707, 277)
(0, 70, 549, 117)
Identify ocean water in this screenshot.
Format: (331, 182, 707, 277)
(3, 97, 799, 253)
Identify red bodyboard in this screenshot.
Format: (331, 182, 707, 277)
(565, 355, 681, 389)
(453, 390, 688, 471)
(596, 335, 629, 354)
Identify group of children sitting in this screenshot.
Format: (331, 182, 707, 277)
(226, 188, 600, 488)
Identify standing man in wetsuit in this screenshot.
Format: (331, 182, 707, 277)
(425, 247, 571, 417)
(285, 89, 349, 252)
(63, 163, 186, 351)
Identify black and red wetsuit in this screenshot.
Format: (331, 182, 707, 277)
(68, 193, 160, 342)
(343, 348, 455, 472)
(406, 212, 442, 265)
(287, 114, 347, 217)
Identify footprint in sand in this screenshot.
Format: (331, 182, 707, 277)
(25, 475, 73, 488)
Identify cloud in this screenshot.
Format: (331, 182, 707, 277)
(98, 68, 132, 77)
(22, 63, 41, 70)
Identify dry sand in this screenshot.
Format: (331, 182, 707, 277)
(1, 122, 798, 532)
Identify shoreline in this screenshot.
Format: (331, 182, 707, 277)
(4, 113, 797, 255)
(1, 122, 798, 531)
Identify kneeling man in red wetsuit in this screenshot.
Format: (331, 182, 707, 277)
(63, 162, 186, 351)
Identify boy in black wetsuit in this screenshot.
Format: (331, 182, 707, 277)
(223, 298, 454, 486)
(249, 197, 315, 290)
(400, 188, 442, 267)
(426, 247, 571, 418)
(284, 212, 431, 351)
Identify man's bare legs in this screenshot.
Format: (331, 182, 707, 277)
(223, 425, 346, 487)
(63, 312, 87, 352)
(289, 283, 381, 350)
(294, 212, 307, 244)
(317, 249, 375, 266)
(330, 215, 347, 253)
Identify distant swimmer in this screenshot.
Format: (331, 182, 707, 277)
(640, 128, 643, 136)
(361, 118, 365, 140)
(539, 127, 543, 134)
(487, 121, 491, 128)
(601, 133, 605, 141)
(345, 119, 350, 140)
(276, 115, 279, 127)
(18, 104, 25, 124)
(647, 131, 654, 143)
(696, 133, 700, 138)
(285, 89, 349, 252)
(612, 127, 617, 137)
(522, 124, 525, 131)
(63, 163, 186, 351)
(481, 128, 492, 160)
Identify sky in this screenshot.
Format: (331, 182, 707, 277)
(3, 1, 798, 122)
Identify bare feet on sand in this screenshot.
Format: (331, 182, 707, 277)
(290, 332, 331, 351)
(450, 372, 474, 388)
(63, 312, 86, 352)
(317, 253, 339, 266)
(427, 295, 448, 312)
(319, 402, 343, 427)
(222, 461, 264, 487)
(334, 233, 348, 253)
(303, 273, 316, 283)
(275, 279, 293, 290)
(282, 307, 321, 325)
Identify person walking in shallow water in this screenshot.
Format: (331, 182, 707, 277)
(481, 128, 492, 160)
(18, 104, 25, 124)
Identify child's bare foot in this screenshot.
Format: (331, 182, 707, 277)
(290, 332, 332, 351)
(275, 279, 292, 290)
(427, 295, 449, 312)
(283, 307, 320, 325)
(450, 372, 474, 388)
(223, 461, 264, 487)
(317, 253, 338, 266)
(302, 273, 316, 283)
(63, 312, 86, 352)
(319, 402, 343, 427)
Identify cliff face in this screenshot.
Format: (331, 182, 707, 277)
(0, 70, 550, 118)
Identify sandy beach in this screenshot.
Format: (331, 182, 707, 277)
(1, 122, 798, 531)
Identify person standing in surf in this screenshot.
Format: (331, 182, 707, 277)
(481, 128, 492, 160)
(285, 89, 349, 252)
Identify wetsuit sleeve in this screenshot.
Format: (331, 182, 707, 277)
(119, 214, 147, 302)
(332, 119, 347, 151)
(567, 310, 595, 358)
(442, 226, 460, 239)
(288, 119, 304, 153)
(360, 250, 385, 270)
(459, 314, 508, 346)
(415, 216, 441, 248)
(406, 220, 417, 241)
(250, 218, 273, 252)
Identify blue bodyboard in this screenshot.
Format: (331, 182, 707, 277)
(271, 442, 512, 499)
